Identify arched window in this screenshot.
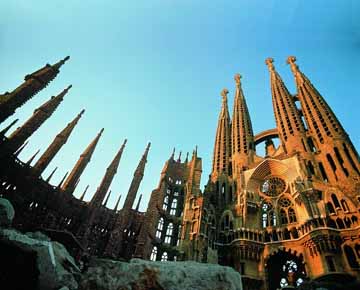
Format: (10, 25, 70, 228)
(344, 245, 359, 268)
(331, 194, 340, 208)
(288, 208, 297, 223)
(170, 198, 177, 215)
(150, 246, 157, 261)
(163, 195, 169, 211)
(156, 218, 164, 238)
(165, 223, 173, 244)
(341, 199, 349, 212)
(326, 202, 335, 214)
(161, 252, 168, 261)
(262, 202, 275, 227)
(280, 209, 288, 225)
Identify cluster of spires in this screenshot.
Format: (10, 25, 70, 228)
(0, 56, 150, 211)
(212, 56, 359, 180)
(169, 146, 198, 164)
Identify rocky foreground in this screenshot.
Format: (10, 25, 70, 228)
(0, 198, 242, 290)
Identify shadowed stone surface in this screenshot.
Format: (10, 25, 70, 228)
(79, 258, 243, 290)
(0, 198, 15, 227)
(0, 227, 80, 290)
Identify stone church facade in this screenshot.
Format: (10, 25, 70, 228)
(0, 56, 359, 290)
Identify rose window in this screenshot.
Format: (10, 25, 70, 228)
(261, 177, 286, 197)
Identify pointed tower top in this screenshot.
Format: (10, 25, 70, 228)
(14, 140, 29, 156)
(265, 57, 275, 71)
(171, 147, 175, 159)
(62, 129, 104, 193)
(26, 149, 40, 165)
(114, 194, 122, 211)
(0, 119, 19, 136)
(89, 138, 127, 207)
(135, 194, 143, 211)
(177, 151, 182, 162)
(286, 56, 299, 74)
(52, 56, 70, 71)
(45, 167, 58, 183)
(234, 73, 242, 85)
(80, 185, 89, 201)
(58, 171, 68, 188)
(221, 88, 229, 103)
(185, 152, 189, 163)
(104, 190, 111, 207)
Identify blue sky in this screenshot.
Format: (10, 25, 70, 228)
(0, 0, 359, 211)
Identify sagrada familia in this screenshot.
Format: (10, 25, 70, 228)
(0, 55, 359, 290)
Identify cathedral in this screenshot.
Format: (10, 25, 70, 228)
(0, 55, 359, 290)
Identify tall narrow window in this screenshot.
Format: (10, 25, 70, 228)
(341, 199, 350, 212)
(280, 209, 288, 225)
(170, 198, 177, 215)
(325, 256, 336, 271)
(150, 246, 157, 261)
(163, 195, 169, 211)
(288, 208, 297, 223)
(326, 202, 335, 214)
(165, 223, 173, 244)
(344, 246, 359, 268)
(331, 194, 340, 208)
(156, 217, 164, 238)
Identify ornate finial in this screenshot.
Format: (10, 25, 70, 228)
(146, 142, 151, 151)
(53, 56, 70, 70)
(123, 139, 128, 145)
(221, 88, 229, 103)
(79, 109, 85, 116)
(234, 74, 242, 85)
(185, 152, 189, 162)
(265, 57, 275, 71)
(171, 147, 175, 159)
(99, 128, 104, 135)
(287, 56, 299, 73)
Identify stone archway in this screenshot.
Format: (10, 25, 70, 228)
(265, 249, 306, 290)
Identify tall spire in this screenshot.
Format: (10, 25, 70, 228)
(212, 88, 231, 180)
(57, 171, 68, 188)
(45, 167, 58, 183)
(287, 56, 360, 180)
(114, 194, 122, 211)
(33, 109, 85, 175)
(0, 119, 19, 137)
(26, 149, 40, 165)
(231, 74, 254, 174)
(80, 185, 89, 201)
(14, 140, 28, 157)
(103, 190, 112, 207)
(177, 151, 182, 162)
(61, 128, 104, 194)
(123, 142, 151, 210)
(265, 58, 306, 154)
(287, 56, 347, 142)
(0, 56, 70, 124)
(135, 194, 143, 211)
(90, 139, 127, 207)
(6, 86, 71, 153)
